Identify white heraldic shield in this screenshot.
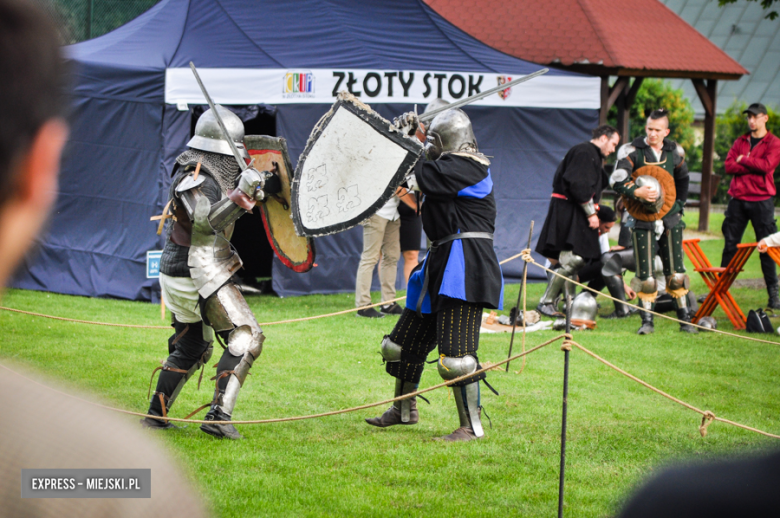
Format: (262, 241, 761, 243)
(291, 93, 423, 237)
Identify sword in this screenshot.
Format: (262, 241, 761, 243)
(188, 62, 248, 172)
(418, 68, 548, 123)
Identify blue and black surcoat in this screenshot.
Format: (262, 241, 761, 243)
(406, 153, 504, 314)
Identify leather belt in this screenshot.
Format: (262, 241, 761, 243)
(416, 232, 493, 316)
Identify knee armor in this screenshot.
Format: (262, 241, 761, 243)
(666, 273, 690, 291)
(437, 355, 478, 381)
(202, 283, 265, 417)
(380, 335, 403, 363)
(630, 276, 657, 295)
(558, 251, 585, 276)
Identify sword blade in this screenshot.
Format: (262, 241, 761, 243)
(188, 62, 247, 172)
(418, 68, 549, 123)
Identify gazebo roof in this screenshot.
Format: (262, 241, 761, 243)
(423, 0, 748, 79)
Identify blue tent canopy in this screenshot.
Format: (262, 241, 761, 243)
(13, 0, 599, 300)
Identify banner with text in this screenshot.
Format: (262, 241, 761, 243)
(165, 68, 599, 110)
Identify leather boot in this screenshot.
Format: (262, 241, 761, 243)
(768, 283, 780, 310)
(435, 382, 483, 442)
(366, 378, 419, 427)
(365, 399, 418, 427)
(677, 307, 699, 334)
(200, 405, 243, 440)
(637, 309, 654, 335)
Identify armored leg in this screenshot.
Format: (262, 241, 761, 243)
(538, 251, 585, 317)
(366, 309, 437, 428)
(659, 222, 698, 334)
(435, 304, 486, 441)
(436, 355, 483, 441)
(600, 250, 635, 319)
(142, 318, 213, 429)
(199, 284, 264, 439)
(602, 275, 634, 318)
(632, 228, 658, 335)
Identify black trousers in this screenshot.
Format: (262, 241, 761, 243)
(385, 304, 485, 387)
(579, 258, 606, 292)
(721, 198, 778, 288)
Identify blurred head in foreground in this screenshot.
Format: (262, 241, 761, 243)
(0, 0, 69, 287)
(0, 1, 208, 516)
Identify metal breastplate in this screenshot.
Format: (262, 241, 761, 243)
(187, 191, 241, 298)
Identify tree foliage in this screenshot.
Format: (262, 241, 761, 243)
(718, 0, 780, 20)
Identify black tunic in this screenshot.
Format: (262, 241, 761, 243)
(536, 142, 608, 260)
(406, 154, 503, 314)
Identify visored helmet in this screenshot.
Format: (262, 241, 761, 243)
(425, 108, 477, 160)
(187, 105, 249, 160)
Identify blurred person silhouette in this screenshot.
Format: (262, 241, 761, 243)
(0, 0, 207, 515)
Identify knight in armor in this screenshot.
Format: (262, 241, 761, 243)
(611, 108, 697, 335)
(141, 106, 282, 438)
(364, 108, 503, 442)
(535, 125, 621, 317)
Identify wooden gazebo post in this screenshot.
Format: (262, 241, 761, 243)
(693, 79, 718, 232)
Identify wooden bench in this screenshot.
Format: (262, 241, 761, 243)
(601, 169, 721, 208)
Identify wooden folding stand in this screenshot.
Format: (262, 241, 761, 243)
(682, 238, 755, 330)
(764, 246, 780, 268)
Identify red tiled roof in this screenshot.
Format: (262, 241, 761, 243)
(424, 0, 747, 76)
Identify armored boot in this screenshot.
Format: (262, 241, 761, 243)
(674, 296, 698, 334)
(768, 283, 780, 310)
(365, 378, 419, 427)
(437, 382, 483, 442)
(602, 274, 634, 319)
(537, 268, 565, 317)
(201, 404, 242, 440)
(637, 310, 654, 335)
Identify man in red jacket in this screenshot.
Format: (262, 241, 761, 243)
(721, 103, 780, 308)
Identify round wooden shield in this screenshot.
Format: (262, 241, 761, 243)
(623, 165, 677, 222)
(246, 135, 315, 273)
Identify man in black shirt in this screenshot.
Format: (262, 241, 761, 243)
(535, 125, 620, 317)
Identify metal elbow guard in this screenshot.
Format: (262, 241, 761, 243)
(609, 168, 629, 188)
(437, 355, 478, 381)
(380, 336, 403, 363)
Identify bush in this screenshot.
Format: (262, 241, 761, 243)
(714, 101, 779, 204)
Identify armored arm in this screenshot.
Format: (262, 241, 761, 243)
(673, 143, 689, 205)
(610, 144, 640, 199)
(175, 168, 281, 233)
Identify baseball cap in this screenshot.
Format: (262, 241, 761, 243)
(743, 103, 768, 116)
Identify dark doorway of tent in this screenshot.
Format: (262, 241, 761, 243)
(190, 104, 278, 296)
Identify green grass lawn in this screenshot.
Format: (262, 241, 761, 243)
(1, 215, 779, 517)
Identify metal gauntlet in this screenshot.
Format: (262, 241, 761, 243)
(580, 199, 597, 217)
(236, 168, 266, 201)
